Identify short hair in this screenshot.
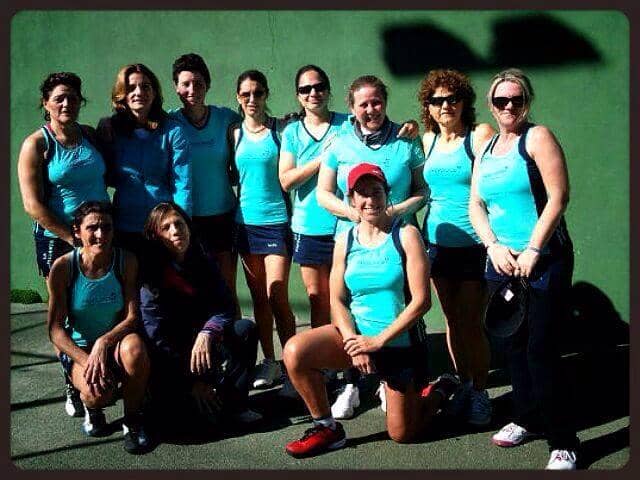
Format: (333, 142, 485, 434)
(111, 63, 165, 131)
(235, 69, 270, 116)
(172, 53, 211, 89)
(143, 201, 193, 243)
(346, 75, 388, 108)
(417, 69, 477, 133)
(486, 68, 535, 121)
(39, 72, 86, 121)
(71, 201, 114, 230)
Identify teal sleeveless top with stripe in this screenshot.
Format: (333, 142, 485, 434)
(423, 129, 480, 247)
(343, 219, 427, 348)
(234, 124, 289, 225)
(66, 248, 124, 347)
(40, 124, 110, 238)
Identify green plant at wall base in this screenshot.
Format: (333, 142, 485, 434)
(10, 289, 44, 304)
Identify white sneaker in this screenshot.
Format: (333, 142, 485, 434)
(331, 384, 360, 419)
(375, 382, 387, 413)
(546, 449, 577, 470)
(491, 422, 535, 447)
(232, 409, 263, 424)
(468, 389, 492, 426)
(252, 359, 282, 389)
(278, 375, 300, 399)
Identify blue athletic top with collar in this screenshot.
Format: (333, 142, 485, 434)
(107, 116, 192, 233)
(343, 218, 427, 348)
(234, 124, 289, 225)
(40, 124, 109, 238)
(423, 129, 480, 247)
(476, 123, 571, 253)
(169, 105, 241, 216)
(321, 119, 425, 237)
(281, 111, 349, 235)
(66, 247, 124, 348)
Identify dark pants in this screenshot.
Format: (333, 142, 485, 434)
(487, 250, 578, 451)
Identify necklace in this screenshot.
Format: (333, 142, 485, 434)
(243, 122, 267, 134)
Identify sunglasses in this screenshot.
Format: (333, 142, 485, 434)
(238, 90, 266, 99)
(492, 96, 525, 109)
(297, 82, 328, 95)
(427, 94, 460, 107)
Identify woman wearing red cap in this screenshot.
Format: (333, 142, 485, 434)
(282, 163, 458, 458)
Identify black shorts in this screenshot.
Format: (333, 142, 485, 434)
(427, 243, 486, 280)
(371, 343, 430, 392)
(292, 233, 334, 265)
(192, 211, 235, 255)
(59, 345, 123, 381)
(235, 223, 292, 256)
(33, 223, 74, 277)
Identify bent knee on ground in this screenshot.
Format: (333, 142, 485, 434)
(387, 425, 420, 444)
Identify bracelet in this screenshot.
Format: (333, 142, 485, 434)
(527, 246, 542, 254)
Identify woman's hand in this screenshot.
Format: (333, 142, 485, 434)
(487, 243, 520, 276)
(397, 120, 420, 140)
(191, 332, 215, 375)
(343, 335, 384, 356)
(84, 337, 114, 396)
(191, 380, 222, 415)
(514, 248, 540, 278)
(350, 353, 376, 375)
(346, 205, 361, 223)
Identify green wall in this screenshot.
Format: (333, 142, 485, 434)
(10, 10, 629, 327)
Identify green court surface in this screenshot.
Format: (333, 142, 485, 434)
(10, 304, 629, 470)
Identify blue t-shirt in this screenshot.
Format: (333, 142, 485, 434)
(169, 106, 240, 216)
(423, 132, 480, 247)
(281, 112, 348, 235)
(234, 125, 289, 225)
(476, 130, 539, 252)
(321, 121, 425, 236)
(41, 124, 109, 238)
(108, 117, 192, 232)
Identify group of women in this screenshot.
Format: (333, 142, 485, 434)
(17, 54, 578, 469)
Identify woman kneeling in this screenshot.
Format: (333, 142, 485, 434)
(284, 163, 458, 458)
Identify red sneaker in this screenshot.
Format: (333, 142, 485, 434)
(420, 373, 461, 400)
(285, 422, 347, 458)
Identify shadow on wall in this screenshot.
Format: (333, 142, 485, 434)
(382, 13, 602, 75)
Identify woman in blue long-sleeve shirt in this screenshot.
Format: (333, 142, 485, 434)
(97, 64, 192, 258)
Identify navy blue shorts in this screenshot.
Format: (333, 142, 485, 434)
(235, 223, 292, 256)
(34, 223, 74, 277)
(427, 243, 486, 280)
(192, 211, 235, 255)
(59, 346, 123, 381)
(371, 344, 430, 392)
(292, 233, 334, 265)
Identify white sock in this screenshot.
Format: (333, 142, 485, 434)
(313, 415, 336, 430)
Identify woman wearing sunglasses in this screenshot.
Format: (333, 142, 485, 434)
(316, 75, 425, 419)
(469, 68, 578, 470)
(417, 69, 494, 426)
(230, 70, 297, 394)
(169, 53, 242, 317)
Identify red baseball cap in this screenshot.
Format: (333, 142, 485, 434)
(347, 163, 388, 195)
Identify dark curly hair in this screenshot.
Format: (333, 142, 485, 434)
(172, 53, 211, 89)
(417, 69, 476, 133)
(39, 72, 86, 121)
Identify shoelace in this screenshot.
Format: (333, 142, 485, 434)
(300, 425, 328, 440)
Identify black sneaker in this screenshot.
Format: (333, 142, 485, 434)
(123, 420, 151, 454)
(82, 407, 108, 437)
(65, 382, 85, 418)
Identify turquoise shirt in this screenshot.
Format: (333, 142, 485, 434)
(343, 224, 409, 347)
(281, 112, 348, 235)
(169, 106, 240, 216)
(234, 125, 289, 225)
(476, 130, 539, 251)
(66, 248, 124, 347)
(321, 121, 425, 236)
(41, 125, 109, 238)
(423, 132, 480, 246)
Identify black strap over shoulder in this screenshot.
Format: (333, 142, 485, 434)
(425, 133, 438, 160)
(463, 127, 475, 166)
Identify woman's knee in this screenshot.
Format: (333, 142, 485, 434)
(119, 333, 150, 370)
(387, 423, 419, 444)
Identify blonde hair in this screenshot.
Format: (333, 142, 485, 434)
(486, 68, 535, 123)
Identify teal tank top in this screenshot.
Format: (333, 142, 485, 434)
(281, 112, 348, 235)
(66, 248, 124, 347)
(169, 106, 239, 216)
(476, 128, 540, 251)
(234, 125, 289, 225)
(322, 121, 425, 237)
(41, 124, 110, 238)
(423, 130, 480, 246)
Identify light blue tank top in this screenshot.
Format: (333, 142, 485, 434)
(169, 106, 240, 216)
(281, 112, 348, 235)
(234, 125, 289, 225)
(66, 248, 124, 348)
(423, 131, 480, 246)
(343, 221, 410, 347)
(322, 121, 425, 237)
(476, 129, 540, 251)
(41, 125, 109, 238)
